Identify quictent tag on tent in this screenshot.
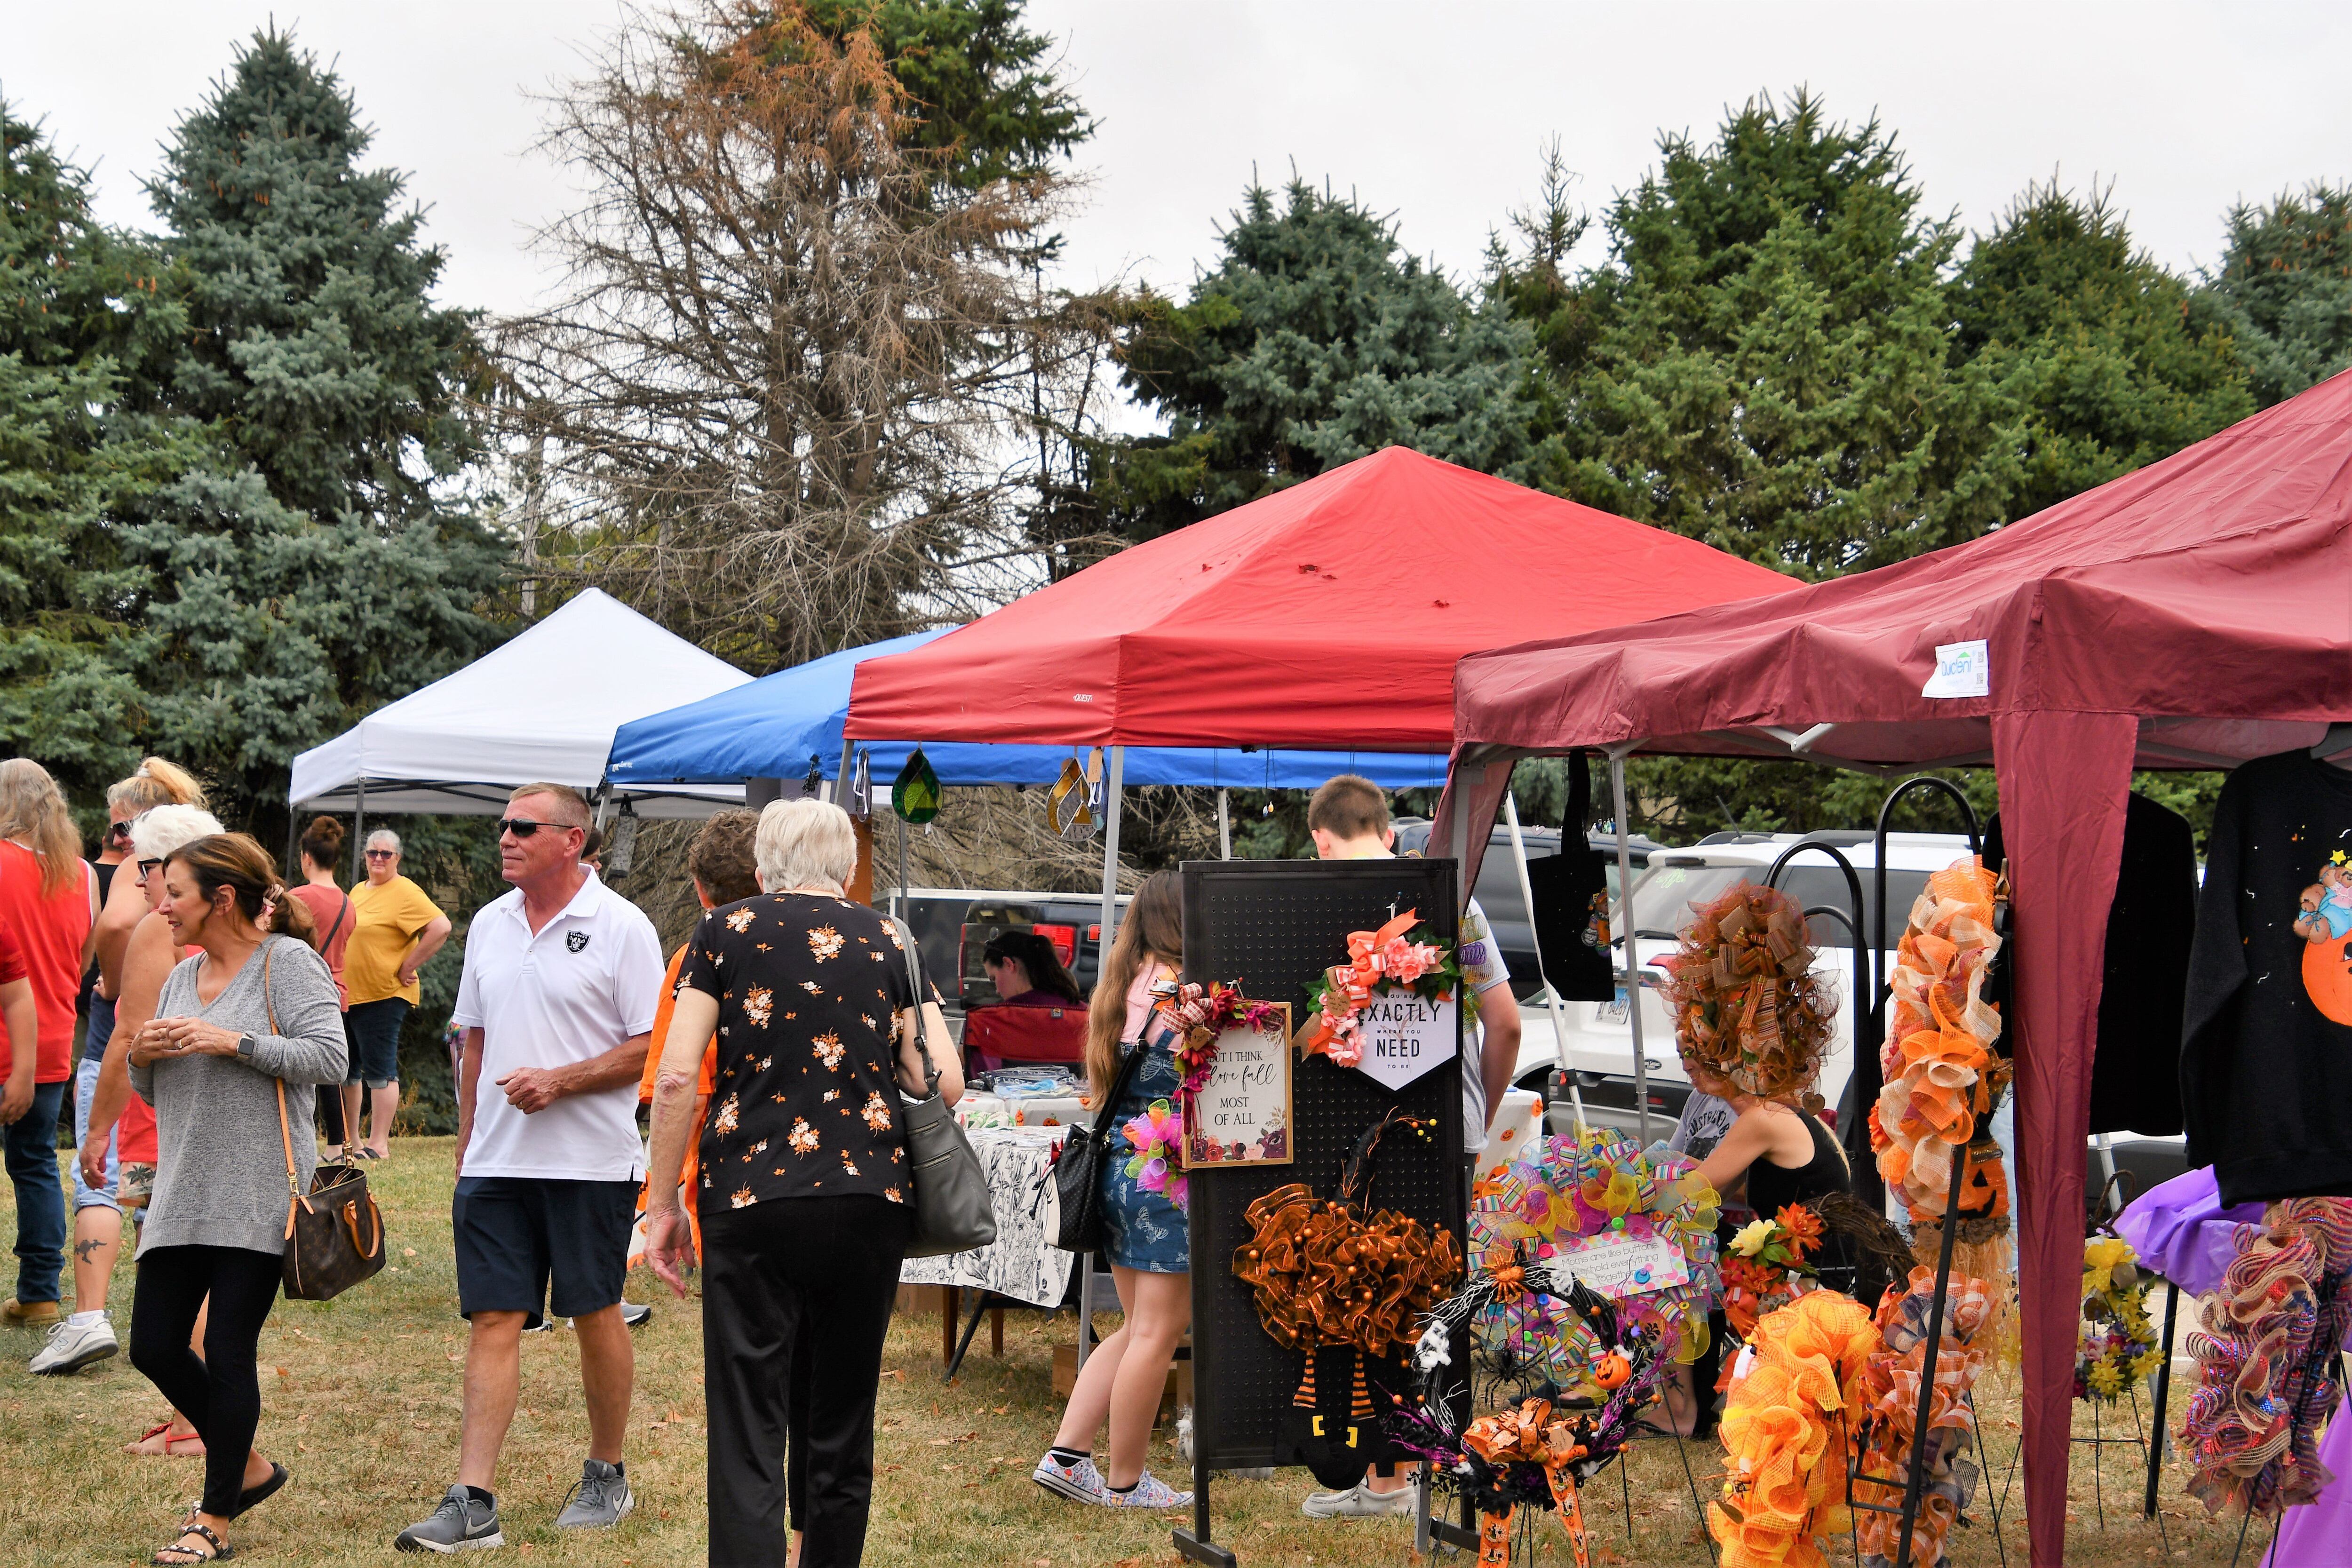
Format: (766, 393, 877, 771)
(1922, 639, 1990, 700)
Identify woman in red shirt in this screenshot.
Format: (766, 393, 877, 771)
(0, 760, 97, 1328)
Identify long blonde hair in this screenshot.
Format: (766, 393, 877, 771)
(1084, 871, 1184, 1096)
(0, 759, 83, 898)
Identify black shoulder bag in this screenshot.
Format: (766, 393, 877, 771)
(1525, 748, 1618, 1002)
(886, 917, 998, 1259)
(1043, 1027, 1152, 1254)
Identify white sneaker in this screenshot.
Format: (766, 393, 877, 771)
(1301, 1480, 1417, 1518)
(30, 1314, 118, 1375)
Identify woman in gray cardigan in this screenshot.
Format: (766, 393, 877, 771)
(127, 833, 345, 1565)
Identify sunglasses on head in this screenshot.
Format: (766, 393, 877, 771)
(498, 817, 575, 839)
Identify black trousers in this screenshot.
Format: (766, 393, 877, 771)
(129, 1244, 284, 1517)
(702, 1196, 913, 1568)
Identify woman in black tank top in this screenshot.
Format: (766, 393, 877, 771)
(1741, 1108, 1850, 1217)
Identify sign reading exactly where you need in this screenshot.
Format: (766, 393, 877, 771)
(1351, 992, 1458, 1091)
(1184, 1005, 1292, 1166)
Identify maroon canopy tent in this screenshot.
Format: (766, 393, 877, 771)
(1433, 368, 2352, 1568)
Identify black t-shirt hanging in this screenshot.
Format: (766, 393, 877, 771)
(1526, 748, 1615, 1002)
(1985, 792, 2194, 1137)
(2182, 750, 2352, 1205)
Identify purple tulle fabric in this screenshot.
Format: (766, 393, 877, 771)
(2269, 1391, 2352, 1566)
(2113, 1165, 2265, 1296)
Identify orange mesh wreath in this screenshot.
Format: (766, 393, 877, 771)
(1710, 1290, 1882, 1568)
(1870, 861, 2004, 1223)
(1661, 883, 1833, 1102)
(1850, 1267, 1998, 1567)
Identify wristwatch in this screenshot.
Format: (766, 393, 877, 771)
(236, 1032, 256, 1060)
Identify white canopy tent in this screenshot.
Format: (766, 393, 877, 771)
(289, 588, 752, 821)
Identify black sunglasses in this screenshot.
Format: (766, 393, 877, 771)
(498, 817, 577, 839)
(364, 849, 397, 860)
(105, 821, 135, 843)
(135, 856, 164, 878)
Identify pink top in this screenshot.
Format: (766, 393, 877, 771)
(1121, 961, 1176, 1044)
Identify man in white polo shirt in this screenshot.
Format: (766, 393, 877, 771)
(396, 783, 663, 1555)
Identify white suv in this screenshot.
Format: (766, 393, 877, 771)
(1511, 830, 1978, 1140)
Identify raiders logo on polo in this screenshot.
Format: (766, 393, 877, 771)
(566, 931, 591, 953)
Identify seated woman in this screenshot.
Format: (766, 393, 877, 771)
(960, 930, 1087, 1075)
(1646, 1054, 1851, 1438)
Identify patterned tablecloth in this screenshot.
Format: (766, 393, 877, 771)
(898, 1124, 1073, 1308)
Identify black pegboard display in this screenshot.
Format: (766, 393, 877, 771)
(1182, 858, 1466, 1471)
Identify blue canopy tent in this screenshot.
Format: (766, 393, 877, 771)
(603, 629, 1450, 797)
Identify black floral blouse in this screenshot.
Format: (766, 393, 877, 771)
(677, 893, 919, 1209)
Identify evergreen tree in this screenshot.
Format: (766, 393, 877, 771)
(803, 0, 1092, 191)
(1510, 91, 2019, 580)
(2199, 183, 2352, 408)
(138, 31, 507, 826)
(1096, 177, 1536, 540)
(1952, 180, 2252, 522)
(0, 107, 204, 805)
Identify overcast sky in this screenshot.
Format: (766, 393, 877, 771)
(8, 0, 2349, 330)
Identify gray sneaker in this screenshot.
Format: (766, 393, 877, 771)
(554, 1459, 634, 1530)
(394, 1486, 504, 1553)
(29, 1314, 118, 1374)
(1301, 1480, 1417, 1518)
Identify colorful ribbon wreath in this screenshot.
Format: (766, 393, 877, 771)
(1235, 1114, 1463, 1419)
(1297, 909, 1461, 1068)
(1470, 1127, 1722, 1386)
(1869, 860, 2005, 1222)
(1851, 1267, 1998, 1568)
(1709, 1289, 1882, 1568)
(2075, 1234, 2160, 1403)
(1120, 1098, 1185, 1210)
(1722, 1204, 1826, 1345)
(1393, 1279, 1672, 1568)
(2183, 1197, 2352, 1519)
(1661, 883, 1833, 1104)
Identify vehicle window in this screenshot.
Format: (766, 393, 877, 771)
(1622, 862, 1932, 949)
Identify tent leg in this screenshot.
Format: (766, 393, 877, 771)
(1217, 788, 1231, 861)
(350, 779, 367, 885)
(1608, 752, 1648, 1145)
(1097, 746, 1127, 952)
(835, 739, 854, 811)
(1503, 791, 1583, 1128)
(896, 812, 910, 923)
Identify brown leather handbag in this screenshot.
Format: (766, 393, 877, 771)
(261, 944, 388, 1300)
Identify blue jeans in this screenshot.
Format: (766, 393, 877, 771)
(4, 1080, 69, 1305)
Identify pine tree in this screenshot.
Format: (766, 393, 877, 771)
(0, 106, 204, 804)
(1952, 180, 2253, 522)
(138, 30, 507, 826)
(1511, 91, 2019, 579)
(1096, 177, 1536, 540)
(2199, 183, 2352, 408)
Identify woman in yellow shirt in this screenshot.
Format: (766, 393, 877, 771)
(340, 829, 451, 1160)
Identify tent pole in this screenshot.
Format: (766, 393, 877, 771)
(1608, 751, 1648, 1146)
(350, 779, 367, 885)
(1097, 746, 1127, 953)
(1504, 791, 1583, 1128)
(835, 738, 853, 810)
(895, 812, 909, 923)
(1217, 788, 1231, 860)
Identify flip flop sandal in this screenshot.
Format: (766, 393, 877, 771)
(151, 1521, 232, 1563)
(232, 1462, 288, 1519)
(127, 1423, 206, 1458)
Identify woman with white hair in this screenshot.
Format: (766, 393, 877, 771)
(644, 798, 961, 1567)
(338, 827, 451, 1160)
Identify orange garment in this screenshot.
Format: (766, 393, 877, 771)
(639, 945, 716, 1243)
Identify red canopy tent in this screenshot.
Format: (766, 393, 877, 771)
(845, 445, 1796, 753)
(1434, 368, 2352, 1568)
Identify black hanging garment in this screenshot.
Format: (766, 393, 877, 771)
(2181, 751, 2352, 1205)
(1525, 748, 1616, 1002)
(1985, 790, 2194, 1138)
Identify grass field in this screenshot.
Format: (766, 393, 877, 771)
(0, 1137, 2284, 1565)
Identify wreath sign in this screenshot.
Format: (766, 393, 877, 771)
(1296, 908, 1462, 1068)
